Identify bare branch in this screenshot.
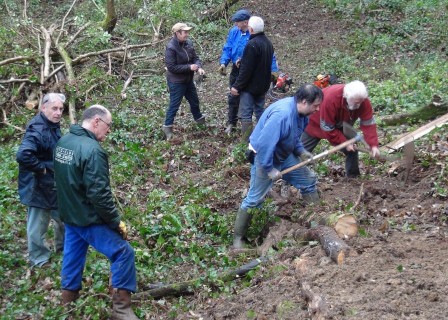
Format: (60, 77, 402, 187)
(40, 26, 53, 79)
(23, 0, 28, 20)
(121, 71, 133, 100)
(0, 78, 33, 84)
(56, 0, 78, 45)
(64, 22, 91, 49)
(1, 108, 25, 132)
(0, 56, 35, 67)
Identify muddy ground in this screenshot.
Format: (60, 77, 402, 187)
(164, 0, 448, 319)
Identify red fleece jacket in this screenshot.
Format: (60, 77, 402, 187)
(304, 84, 379, 147)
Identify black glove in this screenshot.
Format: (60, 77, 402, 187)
(268, 168, 282, 181)
(245, 149, 255, 164)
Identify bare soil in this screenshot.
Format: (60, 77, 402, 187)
(166, 0, 448, 319)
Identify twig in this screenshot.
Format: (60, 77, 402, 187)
(121, 71, 134, 100)
(1, 108, 25, 132)
(350, 183, 364, 212)
(89, 0, 105, 15)
(23, 0, 27, 20)
(107, 53, 112, 75)
(0, 56, 34, 67)
(0, 78, 33, 84)
(56, 0, 78, 45)
(64, 22, 91, 49)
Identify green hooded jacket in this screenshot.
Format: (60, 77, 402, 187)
(54, 124, 120, 228)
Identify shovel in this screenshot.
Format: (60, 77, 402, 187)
(281, 133, 364, 175)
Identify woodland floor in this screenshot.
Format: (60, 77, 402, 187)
(160, 0, 448, 319)
(4, 0, 448, 319)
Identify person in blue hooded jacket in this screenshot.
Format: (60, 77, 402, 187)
(232, 84, 323, 249)
(219, 9, 278, 135)
(16, 93, 66, 268)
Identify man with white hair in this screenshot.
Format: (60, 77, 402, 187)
(16, 92, 66, 268)
(230, 16, 274, 141)
(301, 80, 380, 178)
(54, 105, 138, 319)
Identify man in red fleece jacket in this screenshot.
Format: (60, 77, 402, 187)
(301, 80, 380, 177)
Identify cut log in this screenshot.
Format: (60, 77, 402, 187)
(334, 214, 358, 239)
(305, 226, 350, 264)
(133, 257, 268, 300)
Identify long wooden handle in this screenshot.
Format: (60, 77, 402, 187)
(281, 136, 361, 175)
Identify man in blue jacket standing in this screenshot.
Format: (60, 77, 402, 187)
(233, 84, 323, 249)
(16, 93, 66, 268)
(230, 16, 275, 141)
(54, 105, 138, 319)
(220, 10, 278, 135)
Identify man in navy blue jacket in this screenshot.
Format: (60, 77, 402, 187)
(219, 10, 278, 135)
(230, 16, 274, 141)
(233, 84, 323, 249)
(16, 93, 66, 268)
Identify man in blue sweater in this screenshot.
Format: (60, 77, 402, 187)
(233, 84, 323, 249)
(219, 10, 278, 135)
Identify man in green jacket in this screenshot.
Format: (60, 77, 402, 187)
(54, 105, 138, 319)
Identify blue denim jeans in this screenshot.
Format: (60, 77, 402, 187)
(27, 207, 64, 267)
(164, 81, 203, 126)
(61, 224, 136, 293)
(241, 154, 317, 210)
(239, 91, 266, 123)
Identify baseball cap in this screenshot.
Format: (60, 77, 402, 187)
(231, 9, 251, 22)
(172, 23, 193, 33)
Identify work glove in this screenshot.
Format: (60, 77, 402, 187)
(267, 168, 282, 181)
(218, 64, 226, 75)
(117, 221, 128, 240)
(299, 150, 313, 161)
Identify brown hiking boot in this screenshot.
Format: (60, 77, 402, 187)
(111, 289, 139, 320)
(62, 289, 80, 305)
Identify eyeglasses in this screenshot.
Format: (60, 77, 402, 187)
(98, 117, 112, 129)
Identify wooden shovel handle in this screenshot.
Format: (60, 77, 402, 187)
(281, 136, 361, 175)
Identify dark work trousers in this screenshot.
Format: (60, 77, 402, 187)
(301, 131, 360, 177)
(227, 65, 240, 126)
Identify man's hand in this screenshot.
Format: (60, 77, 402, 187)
(299, 150, 313, 161)
(198, 68, 205, 76)
(271, 72, 279, 83)
(346, 144, 356, 152)
(218, 64, 226, 75)
(230, 87, 239, 96)
(267, 168, 282, 181)
(117, 221, 128, 240)
(190, 64, 199, 71)
(235, 58, 241, 68)
(370, 146, 380, 158)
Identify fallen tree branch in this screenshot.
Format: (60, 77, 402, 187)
(133, 257, 268, 300)
(0, 78, 34, 84)
(40, 25, 55, 79)
(0, 56, 35, 67)
(1, 108, 25, 132)
(56, 0, 78, 45)
(305, 226, 350, 264)
(121, 71, 133, 100)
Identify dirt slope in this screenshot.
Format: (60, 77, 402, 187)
(169, 0, 448, 319)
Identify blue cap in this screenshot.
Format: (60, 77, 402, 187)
(231, 9, 251, 22)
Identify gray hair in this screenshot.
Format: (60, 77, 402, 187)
(82, 104, 109, 122)
(343, 80, 368, 100)
(248, 16, 264, 34)
(42, 93, 66, 107)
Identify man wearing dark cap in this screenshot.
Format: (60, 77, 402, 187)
(219, 10, 278, 135)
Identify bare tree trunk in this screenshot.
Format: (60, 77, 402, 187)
(102, 0, 117, 33)
(57, 45, 77, 124)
